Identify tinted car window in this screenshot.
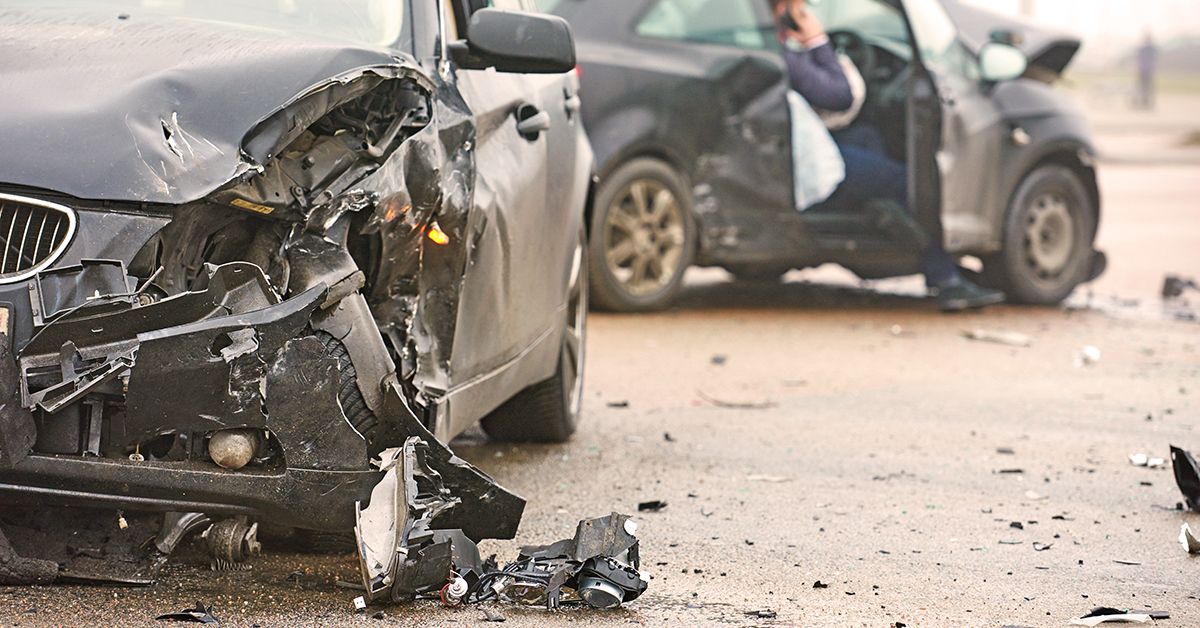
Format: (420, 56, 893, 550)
(904, 0, 979, 79)
(635, 0, 769, 50)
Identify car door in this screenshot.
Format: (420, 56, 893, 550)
(443, 0, 578, 435)
(901, 0, 1008, 252)
(630, 0, 796, 246)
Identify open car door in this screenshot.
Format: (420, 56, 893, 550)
(902, 0, 1008, 252)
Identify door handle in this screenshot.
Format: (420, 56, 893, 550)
(564, 95, 582, 116)
(516, 104, 552, 140)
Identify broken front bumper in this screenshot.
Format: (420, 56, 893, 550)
(0, 259, 522, 537)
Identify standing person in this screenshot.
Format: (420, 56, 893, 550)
(1136, 31, 1158, 111)
(771, 0, 1005, 312)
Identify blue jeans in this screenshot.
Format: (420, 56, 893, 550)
(829, 125, 960, 288)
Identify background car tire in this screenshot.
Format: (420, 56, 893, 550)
(589, 158, 695, 312)
(984, 165, 1097, 305)
(482, 230, 587, 443)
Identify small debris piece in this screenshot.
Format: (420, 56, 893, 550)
(1170, 446, 1200, 511)
(353, 597, 368, 612)
(606, 401, 630, 409)
(664, 432, 676, 442)
(155, 603, 219, 624)
(1075, 346, 1102, 368)
(747, 475, 792, 483)
(1128, 453, 1166, 468)
(1010, 522, 1025, 530)
(481, 607, 506, 622)
(638, 501, 668, 513)
(1069, 607, 1152, 626)
(1180, 523, 1200, 554)
(1112, 560, 1141, 566)
(711, 355, 727, 366)
(744, 609, 777, 619)
(962, 329, 1033, 347)
(1162, 275, 1197, 299)
(996, 447, 1016, 455)
(371, 611, 386, 620)
(697, 392, 775, 410)
(996, 468, 1025, 475)
(813, 581, 830, 589)
(1033, 542, 1053, 552)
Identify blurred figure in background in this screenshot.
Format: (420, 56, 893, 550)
(771, 0, 1006, 312)
(1136, 31, 1159, 110)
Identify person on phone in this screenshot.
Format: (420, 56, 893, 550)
(771, 0, 1005, 312)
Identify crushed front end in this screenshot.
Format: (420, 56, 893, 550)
(0, 58, 523, 579)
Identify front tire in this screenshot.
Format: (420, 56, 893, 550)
(588, 158, 695, 312)
(482, 229, 587, 443)
(984, 165, 1097, 305)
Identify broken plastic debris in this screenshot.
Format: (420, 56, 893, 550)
(962, 329, 1033, 347)
(155, 602, 219, 624)
(353, 597, 368, 612)
(1181, 523, 1200, 554)
(747, 475, 792, 483)
(1075, 346, 1102, 367)
(697, 391, 775, 410)
(637, 501, 668, 513)
(813, 581, 830, 589)
(1069, 607, 1153, 626)
(1170, 445, 1200, 511)
(1129, 453, 1166, 468)
(481, 607, 506, 622)
(744, 609, 778, 619)
(1162, 275, 1197, 299)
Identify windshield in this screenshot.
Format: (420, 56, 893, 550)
(807, 0, 909, 47)
(3, 0, 411, 48)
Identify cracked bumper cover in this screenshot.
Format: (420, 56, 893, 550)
(0, 263, 523, 537)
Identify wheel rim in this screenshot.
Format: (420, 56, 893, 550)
(603, 178, 686, 297)
(563, 233, 586, 417)
(1022, 192, 1075, 280)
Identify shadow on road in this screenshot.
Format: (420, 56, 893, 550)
(670, 278, 935, 312)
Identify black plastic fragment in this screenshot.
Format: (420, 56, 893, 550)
(155, 602, 219, 624)
(1170, 445, 1200, 511)
(638, 501, 668, 513)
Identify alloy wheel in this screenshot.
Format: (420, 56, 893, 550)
(603, 179, 686, 297)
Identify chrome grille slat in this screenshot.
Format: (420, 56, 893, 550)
(0, 194, 77, 283)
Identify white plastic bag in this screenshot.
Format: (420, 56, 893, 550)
(788, 90, 845, 212)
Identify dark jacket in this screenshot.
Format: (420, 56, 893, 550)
(783, 41, 854, 112)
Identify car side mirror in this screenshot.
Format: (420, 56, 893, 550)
(449, 9, 576, 74)
(979, 42, 1028, 83)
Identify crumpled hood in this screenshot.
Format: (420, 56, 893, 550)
(943, 0, 1081, 76)
(0, 7, 424, 204)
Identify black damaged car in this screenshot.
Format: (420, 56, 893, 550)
(0, 0, 591, 572)
(549, 0, 1105, 311)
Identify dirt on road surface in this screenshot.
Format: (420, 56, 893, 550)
(4, 117, 1200, 628)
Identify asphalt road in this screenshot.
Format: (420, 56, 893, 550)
(3, 111, 1199, 627)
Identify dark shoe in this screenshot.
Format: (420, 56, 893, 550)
(936, 280, 1006, 312)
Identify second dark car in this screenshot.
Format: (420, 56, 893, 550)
(548, 0, 1105, 311)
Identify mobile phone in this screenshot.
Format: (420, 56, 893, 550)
(780, 10, 801, 31)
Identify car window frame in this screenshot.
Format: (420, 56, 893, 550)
(629, 0, 777, 53)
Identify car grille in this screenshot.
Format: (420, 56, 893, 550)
(0, 194, 76, 284)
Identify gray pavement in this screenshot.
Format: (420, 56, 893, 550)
(3, 106, 1199, 628)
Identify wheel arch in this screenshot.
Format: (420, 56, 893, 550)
(997, 140, 1101, 245)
